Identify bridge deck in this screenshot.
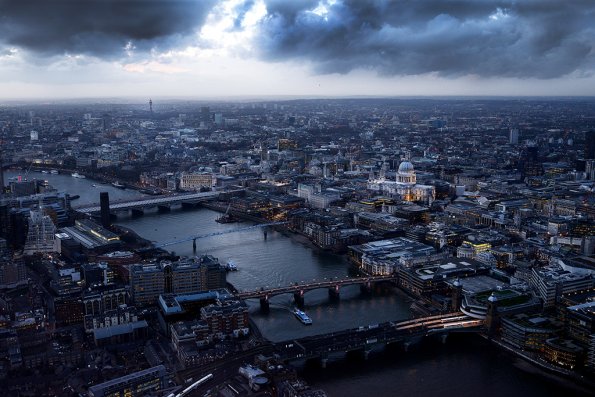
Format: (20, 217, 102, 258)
(237, 275, 398, 299)
(73, 189, 243, 213)
(276, 313, 484, 360)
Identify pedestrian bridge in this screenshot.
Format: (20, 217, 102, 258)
(73, 189, 243, 214)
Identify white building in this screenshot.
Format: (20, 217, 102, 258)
(530, 261, 594, 308)
(367, 161, 435, 205)
(180, 172, 214, 190)
(297, 183, 340, 209)
(23, 209, 56, 255)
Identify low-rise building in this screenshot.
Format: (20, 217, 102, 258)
(501, 314, 562, 351)
(88, 365, 166, 397)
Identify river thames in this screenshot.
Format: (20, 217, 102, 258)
(6, 169, 591, 396)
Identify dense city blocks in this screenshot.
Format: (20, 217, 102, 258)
(0, 98, 594, 396)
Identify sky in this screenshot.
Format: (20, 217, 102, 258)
(0, 0, 594, 99)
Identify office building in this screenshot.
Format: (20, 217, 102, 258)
(83, 287, 127, 316)
(530, 263, 594, 308)
(200, 299, 250, 337)
(0, 256, 27, 289)
(501, 314, 561, 351)
(179, 172, 214, 190)
(23, 209, 56, 255)
(130, 256, 226, 306)
(88, 365, 166, 397)
(509, 128, 519, 144)
(348, 237, 445, 275)
(81, 262, 115, 287)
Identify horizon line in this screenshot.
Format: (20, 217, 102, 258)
(1, 94, 595, 105)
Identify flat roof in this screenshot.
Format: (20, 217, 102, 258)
(93, 320, 148, 340)
(88, 364, 165, 394)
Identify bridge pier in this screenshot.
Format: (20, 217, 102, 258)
(320, 354, 328, 369)
(293, 291, 305, 308)
(259, 296, 270, 313)
(363, 348, 371, 360)
(360, 281, 373, 295)
(131, 208, 144, 217)
(192, 238, 197, 254)
(328, 285, 340, 301)
(181, 202, 196, 210)
(440, 334, 448, 345)
(157, 204, 171, 213)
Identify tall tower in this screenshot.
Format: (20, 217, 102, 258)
(509, 128, 519, 145)
(485, 292, 499, 336)
(149, 99, 153, 113)
(0, 146, 4, 197)
(100, 192, 111, 228)
(586, 130, 595, 159)
(451, 278, 463, 311)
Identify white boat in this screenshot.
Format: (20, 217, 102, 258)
(71, 172, 86, 179)
(92, 184, 97, 187)
(41, 170, 48, 174)
(112, 181, 126, 189)
(50, 170, 59, 174)
(225, 260, 238, 271)
(293, 308, 312, 325)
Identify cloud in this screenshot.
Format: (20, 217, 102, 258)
(123, 60, 190, 74)
(1, 0, 594, 82)
(0, 0, 216, 59)
(256, 0, 595, 78)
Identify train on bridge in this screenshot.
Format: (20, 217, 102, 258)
(275, 313, 484, 365)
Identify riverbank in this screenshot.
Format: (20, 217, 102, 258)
(13, 165, 150, 194)
(484, 335, 595, 394)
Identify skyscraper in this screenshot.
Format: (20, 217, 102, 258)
(201, 106, 210, 124)
(100, 192, 111, 228)
(509, 128, 519, 145)
(0, 147, 4, 196)
(586, 130, 595, 159)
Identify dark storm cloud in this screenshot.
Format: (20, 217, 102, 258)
(0, 0, 215, 58)
(257, 0, 595, 78)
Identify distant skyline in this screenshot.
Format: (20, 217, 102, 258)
(1, 0, 594, 99)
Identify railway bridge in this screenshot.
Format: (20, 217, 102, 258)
(73, 189, 244, 215)
(276, 312, 484, 365)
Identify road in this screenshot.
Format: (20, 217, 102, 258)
(177, 343, 275, 396)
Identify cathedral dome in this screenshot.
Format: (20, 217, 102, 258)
(398, 161, 415, 174)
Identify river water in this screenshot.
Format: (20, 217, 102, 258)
(5, 170, 589, 396)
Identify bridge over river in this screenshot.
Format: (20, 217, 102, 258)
(276, 312, 484, 365)
(236, 275, 399, 310)
(72, 189, 243, 214)
(176, 312, 485, 382)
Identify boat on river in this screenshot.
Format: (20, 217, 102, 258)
(225, 260, 238, 271)
(293, 308, 312, 325)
